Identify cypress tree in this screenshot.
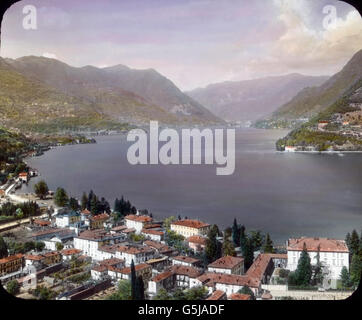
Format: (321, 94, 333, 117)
(350, 230, 360, 257)
(232, 218, 240, 247)
(240, 225, 247, 253)
(263, 233, 274, 253)
(136, 276, 145, 300)
(350, 253, 362, 287)
(81, 192, 88, 210)
(243, 237, 254, 271)
(130, 260, 137, 300)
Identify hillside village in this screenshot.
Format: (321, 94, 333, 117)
(0, 182, 359, 301)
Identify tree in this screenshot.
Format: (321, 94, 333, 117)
(222, 234, 236, 257)
(239, 225, 247, 253)
(153, 288, 172, 300)
(340, 266, 351, 289)
(130, 260, 137, 300)
(263, 233, 274, 253)
(81, 192, 88, 210)
(249, 230, 264, 251)
(90, 195, 98, 215)
(238, 286, 255, 300)
(205, 225, 222, 264)
(54, 187, 69, 207)
(68, 197, 80, 211)
(232, 218, 240, 247)
(350, 253, 362, 287)
(163, 216, 177, 230)
(184, 286, 208, 300)
(135, 276, 145, 300)
(350, 230, 360, 257)
(0, 236, 8, 259)
(107, 280, 132, 300)
(34, 180, 48, 200)
(6, 280, 20, 296)
(243, 237, 254, 271)
(294, 243, 312, 286)
(55, 242, 64, 251)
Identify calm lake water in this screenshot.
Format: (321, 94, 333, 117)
(21, 128, 362, 244)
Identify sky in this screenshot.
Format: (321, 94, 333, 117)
(1, 0, 362, 90)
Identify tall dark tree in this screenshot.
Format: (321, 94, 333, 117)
(263, 233, 274, 253)
(68, 197, 80, 211)
(114, 198, 120, 213)
(243, 237, 254, 271)
(239, 225, 247, 253)
(295, 243, 312, 286)
(81, 192, 88, 210)
(90, 195, 98, 215)
(249, 230, 264, 251)
(0, 236, 8, 259)
(350, 230, 360, 257)
(130, 260, 137, 300)
(205, 225, 222, 264)
(350, 253, 362, 287)
(232, 218, 241, 247)
(136, 276, 145, 300)
(87, 190, 95, 210)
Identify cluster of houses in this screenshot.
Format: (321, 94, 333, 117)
(0, 207, 351, 300)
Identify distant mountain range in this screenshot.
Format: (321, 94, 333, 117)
(186, 74, 329, 122)
(0, 56, 222, 133)
(262, 49, 362, 125)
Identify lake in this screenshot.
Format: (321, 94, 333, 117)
(21, 128, 362, 244)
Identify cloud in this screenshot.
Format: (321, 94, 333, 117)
(245, 1, 362, 76)
(42, 52, 57, 59)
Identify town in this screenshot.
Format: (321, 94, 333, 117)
(0, 173, 360, 301)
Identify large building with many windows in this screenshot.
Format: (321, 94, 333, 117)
(286, 237, 349, 281)
(170, 219, 211, 237)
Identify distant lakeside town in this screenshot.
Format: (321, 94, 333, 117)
(0, 168, 361, 301)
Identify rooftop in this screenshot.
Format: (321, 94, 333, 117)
(125, 214, 153, 223)
(61, 248, 82, 256)
(111, 263, 151, 275)
(170, 265, 202, 278)
(208, 256, 244, 270)
(287, 237, 349, 253)
(187, 235, 207, 245)
(196, 272, 260, 288)
(0, 254, 23, 264)
(172, 255, 200, 265)
(229, 293, 251, 300)
(141, 229, 164, 236)
(171, 219, 210, 229)
(206, 290, 226, 300)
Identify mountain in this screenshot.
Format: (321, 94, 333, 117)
(0, 57, 123, 133)
(268, 49, 362, 123)
(186, 74, 329, 122)
(5, 56, 222, 127)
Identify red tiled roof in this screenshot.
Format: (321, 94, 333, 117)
(33, 219, 51, 226)
(246, 254, 273, 282)
(206, 290, 226, 300)
(125, 215, 153, 223)
(89, 213, 109, 221)
(187, 235, 207, 245)
(287, 237, 349, 253)
(61, 249, 82, 256)
(0, 254, 23, 264)
(117, 263, 151, 275)
(141, 229, 164, 236)
(170, 265, 202, 278)
(197, 272, 260, 288)
(81, 209, 91, 215)
(151, 271, 174, 283)
(208, 256, 244, 270)
(92, 265, 107, 273)
(99, 258, 124, 267)
(229, 293, 251, 300)
(173, 255, 200, 265)
(116, 245, 155, 255)
(111, 225, 127, 232)
(171, 219, 210, 229)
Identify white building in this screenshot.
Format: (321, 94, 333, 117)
(286, 237, 349, 282)
(207, 256, 244, 275)
(172, 256, 200, 267)
(141, 228, 164, 242)
(170, 219, 211, 237)
(115, 245, 156, 266)
(125, 215, 153, 234)
(73, 230, 125, 261)
(55, 211, 81, 228)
